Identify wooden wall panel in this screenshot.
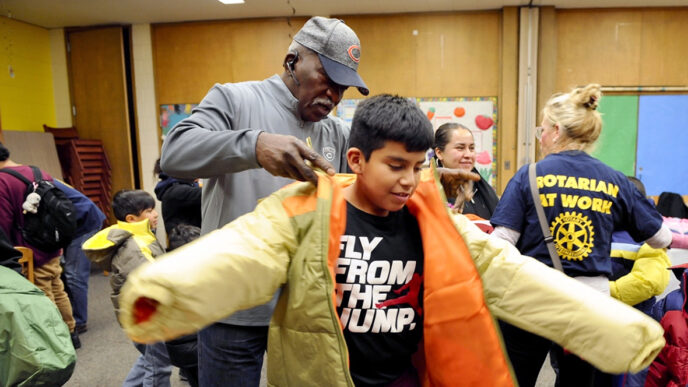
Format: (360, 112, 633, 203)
(556, 8, 688, 90)
(639, 9, 688, 86)
(153, 18, 308, 104)
(338, 12, 501, 99)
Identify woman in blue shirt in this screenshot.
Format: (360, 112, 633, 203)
(490, 84, 672, 387)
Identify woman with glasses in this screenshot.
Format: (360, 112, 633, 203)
(489, 84, 673, 387)
(433, 123, 499, 218)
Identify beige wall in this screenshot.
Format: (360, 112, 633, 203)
(132, 23, 160, 193)
(131, 23, 168, 244)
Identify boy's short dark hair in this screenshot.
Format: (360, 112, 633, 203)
(112, 189, 156, 221)
(168, 224, 201, 251)
(350, 94, 434, 160)
(0, 142, 10, 162)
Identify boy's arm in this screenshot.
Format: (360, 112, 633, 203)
(451, 213, 665, 374)
(609, 244, 671, 306)
(118, 193, 297, 343)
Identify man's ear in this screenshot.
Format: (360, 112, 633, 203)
(125, 214, 137, 223)
(284, 51, 298, 70)
(347, 147, 364, 173)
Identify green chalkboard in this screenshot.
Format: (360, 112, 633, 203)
(590, 95, 638, 176)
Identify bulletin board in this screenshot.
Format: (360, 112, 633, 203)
(334, 99, 361, 126)
(636, 95, 688, 196)
(590, 95, 638, 176)
(336, 97, 498, 186)
(159, 104, 198, 140)
(417, 97, 497, 186)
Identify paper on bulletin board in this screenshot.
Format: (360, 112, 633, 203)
(334, 99, 361, 126)
(160, 104, 198, 140)
(417, 97, 497, 186)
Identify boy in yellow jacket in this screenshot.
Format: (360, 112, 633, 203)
(82, 190, 173, 387)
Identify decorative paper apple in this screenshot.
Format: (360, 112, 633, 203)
(475, 115, 494, 130)
(476, 151, 492, 165)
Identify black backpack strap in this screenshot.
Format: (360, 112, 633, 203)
(0, 168, 32, 186)
(29, 166, 44, 183)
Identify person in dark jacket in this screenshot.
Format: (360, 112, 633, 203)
(55, 179, 106, 335)
(154, 160, 202, 386)
(153, 159, 201, 233)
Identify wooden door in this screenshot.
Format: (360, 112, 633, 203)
(67, 27, 134, 195)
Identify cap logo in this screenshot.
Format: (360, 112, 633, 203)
(347, 45, 360, 63)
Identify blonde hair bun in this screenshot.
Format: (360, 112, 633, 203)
(572, 83, 602, 111)
(542, 83, 603, 152)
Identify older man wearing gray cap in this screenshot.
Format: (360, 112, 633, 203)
(159, 16, 368, 386)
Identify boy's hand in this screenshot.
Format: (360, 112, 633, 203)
(255, 132, 336, 185)
(437, 168, 481, 213)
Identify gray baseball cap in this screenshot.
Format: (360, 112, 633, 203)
(294, 17, 369, 96)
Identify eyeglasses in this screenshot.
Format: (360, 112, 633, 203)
(535, 126, 544, 140)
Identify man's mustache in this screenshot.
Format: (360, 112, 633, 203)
(312, 98, 334, 110)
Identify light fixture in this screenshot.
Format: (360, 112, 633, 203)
(218, 0, 244, 4)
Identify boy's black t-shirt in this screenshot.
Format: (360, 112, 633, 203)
(336, 202, 424, 386)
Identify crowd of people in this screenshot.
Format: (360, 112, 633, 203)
(2, 15, 688, 387)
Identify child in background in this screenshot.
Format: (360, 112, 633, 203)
(82, 189, 172, 387)
(163, 223, 201, 387)
(119, 95, 664, 386)
(646, 263, 688, 387)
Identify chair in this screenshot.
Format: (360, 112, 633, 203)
(15, 246, 35, 284)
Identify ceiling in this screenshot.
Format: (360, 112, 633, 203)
(3, 0, 688, 29)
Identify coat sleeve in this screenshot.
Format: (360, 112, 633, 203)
(609, 244, 671, 306)
(118, 193, 297, 343)
(160, 84, 263, 179)
(451, 213, 666, 374)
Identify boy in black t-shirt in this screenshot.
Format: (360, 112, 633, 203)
(120, 95, 667, 387)
(336, 95, 434, 384)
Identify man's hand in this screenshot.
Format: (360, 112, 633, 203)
(437, 167, 481, 213)
(255, 132, 336, 185)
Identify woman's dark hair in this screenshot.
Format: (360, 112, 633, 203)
(112, 189, 156, 221)
(434, 122, 471, 151)
(0, 142, 10, 162)
(349, 94, 433, 160)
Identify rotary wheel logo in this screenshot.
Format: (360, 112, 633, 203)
(549, 211, 594, 261)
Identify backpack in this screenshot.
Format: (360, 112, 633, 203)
(0, 166, 77, 252)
